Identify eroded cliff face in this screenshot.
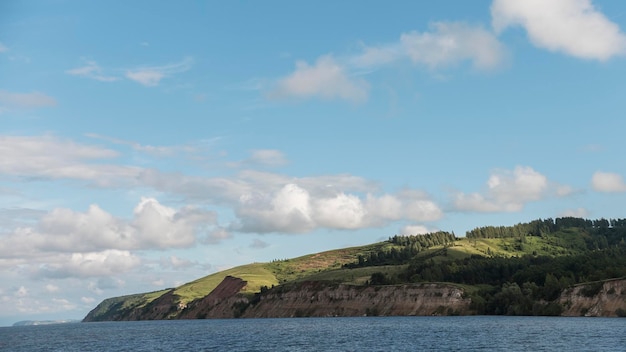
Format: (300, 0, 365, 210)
(559, 279, 626, 317)
(85, 276, 626, 321)
(239, 281, 471, 317)
(173, 280, 472, 319)
(178, 276, 248, 319)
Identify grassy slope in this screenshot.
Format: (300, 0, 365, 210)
(108, 233, 586, 307)
(86, 289, 170, 319)
(173, 242, 391, 303)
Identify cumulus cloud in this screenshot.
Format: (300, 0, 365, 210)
(137, 167, 442, 234)
(272, 55, 369, 102)
(454, 166, 567, 212)
(352, 22, 506, 70)
(125, 57, 194, 86)
(65, 61, 118, 82)
(491, 0, 626, 60)
(0, 198, 217, 261)
(233, 183, 442, 233)
(314, 192, 366, 229)
(591, 171, 626, 192)
(36, 250, 141, 279)
(236, 183, 315, 233)
(0, 135, 443, 236)
(0, 90, 57, 109)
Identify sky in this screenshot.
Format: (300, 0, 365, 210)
(1, 0, 626, 326)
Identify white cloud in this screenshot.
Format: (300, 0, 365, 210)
(0, 198, 218, 264)
(454, 166, 560, 212)
(591, 171, 626, 192)
(131, 198, 214, 249)
(65, 61, 118, 82)
(138, 167, 441, 234)
(272, 55, 369, 102)
(314, 193, 367, 229)
(236, 183, 315, 233)
(0, 135, 142, 185)
(401, 22, 505, 70)
(36, 250, 140, 278)
(125, 57, 194, 86)
(233, 183, 442, 233)
(352, 22, 506, 70)
(0, 91, 57, 108)
(0, 42, 7, 52)
(0, 135, 444, 236)
(491, 0, 626, 60)
(399, 224, 438, 235)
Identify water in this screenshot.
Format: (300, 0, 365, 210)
(1, 316, 625, 351)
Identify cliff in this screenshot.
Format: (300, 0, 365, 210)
(85, 276, 472, 321)
(178, 276, 248, 319)
(85, 275, 626, 321)
(240, 281, 470, 317)
(559, 278, 626, 317)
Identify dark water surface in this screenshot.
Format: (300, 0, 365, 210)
(2, 316, 625, 351)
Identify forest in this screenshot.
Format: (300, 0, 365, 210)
(356, 217, 626, 315)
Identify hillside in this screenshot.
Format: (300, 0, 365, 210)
(84, 217, 626, 321)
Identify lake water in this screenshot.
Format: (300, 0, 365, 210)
(1, 316, 625, 351)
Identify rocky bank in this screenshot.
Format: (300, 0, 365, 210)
(84, 276, 626, 321)
(559, 278, 626, 317)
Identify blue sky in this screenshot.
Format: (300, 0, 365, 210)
(2, 0, 626, 325)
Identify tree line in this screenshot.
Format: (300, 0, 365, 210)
(344, 231, 456, 268)
(466, 217, 626, 240)
(393, 244, 626, 315)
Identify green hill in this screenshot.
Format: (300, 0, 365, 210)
(84, 217, 626, 320)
